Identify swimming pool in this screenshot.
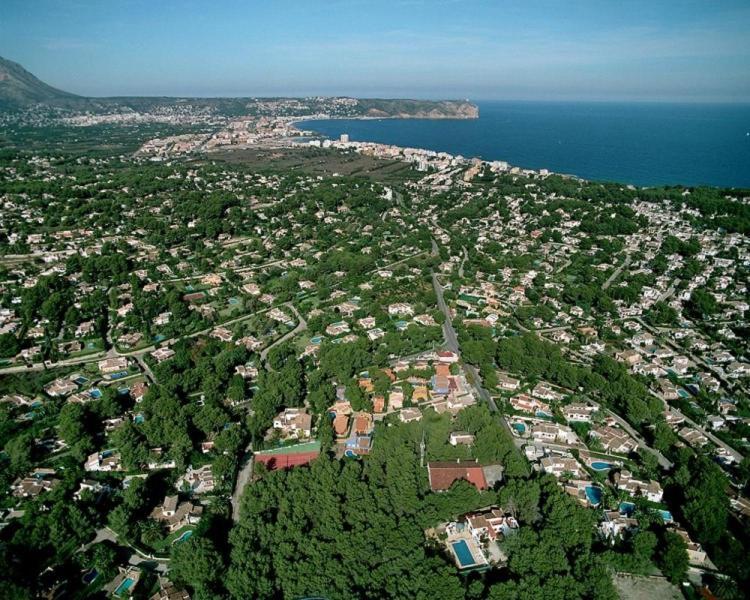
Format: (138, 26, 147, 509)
(114, 577, 135, 596)
(89, 388, 102, 399)
(590, 461, 613, 471)
(535, 410, 553, 418)
(310, 335, 324, 345)
(228, 297, 240, 305)
(173, 530, 193, 545)
(659, 510, 673, 523)
(585, 486, 603, 506)
(512, 422, 526, 434)
(153, 334, 165, 342)
(619, 501, 635, 516)
(82, 568, 98, 585)
(110, 371, 129, 380)
(451, 540, 477, 568)
(344, 449, 359, 459)
(73, 376, 88, 385)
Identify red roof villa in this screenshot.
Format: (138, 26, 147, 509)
(427, 460, 504, 492)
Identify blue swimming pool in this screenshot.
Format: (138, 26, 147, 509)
(451, 540, 476, 568)
(619, 501, 635, 516)
(153, 334, 165, 342)
(310, 335, 324, 345)
(512, 423, 526, 434)
(89, 388, 102, 399)
(535, 410, 553, 418)
(110, 371, 129, 380)
(114, 577, 135, 596)
(82, 568, 98, 584)
(133, 413, 145, 424)
(173, 530, 193, 545)
(73, 376, 88, 385)
(659, 510, 673, 523)
(590, 461, 613, 471)
(228, 297, 240, 305)
(344, 449, 358, 459)
(585, 486, 603, 506)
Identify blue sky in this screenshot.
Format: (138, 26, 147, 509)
(1, 0, 749, 101)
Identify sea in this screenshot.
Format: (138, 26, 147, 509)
(297, 101, 750, 188)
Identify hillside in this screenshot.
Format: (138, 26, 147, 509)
(0, 56, 82, 110)
(0, 56, 478, 119)
(356, 98, 478, 119)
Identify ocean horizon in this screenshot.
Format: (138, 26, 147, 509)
(298, 100, 750, 188)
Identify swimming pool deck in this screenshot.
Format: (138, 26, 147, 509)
(445, 532, 490, 571)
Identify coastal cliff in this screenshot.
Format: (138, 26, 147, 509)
(356, 99, 479, 119)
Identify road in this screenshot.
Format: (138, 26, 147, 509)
(458, 246, 468, 278)
(661, 401, 744, 464)
(602, 254, 632, 290)
(587, 398, 674, 470)
(259, 303, 307, 367)
(83, 527, 169, 572)
(431, 268, 507, 436)
(230, 443, 254, 522)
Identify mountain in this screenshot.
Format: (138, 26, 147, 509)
(0, 56, 478, 119)
(356, 99, 478, 119)
(0, 56, 82, 110)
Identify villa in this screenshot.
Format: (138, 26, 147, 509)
(150, 495, 203, 533)
(427, 460, 503, 492)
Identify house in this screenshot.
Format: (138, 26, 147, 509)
(333, 413, 350, 438)
(150, 495, 203, 532)
(412, 385, 430, 403)
(497, 373, 520, 391)
(74, 479, 108, 501)
(176, 464, 215, 494)
(85, 450, 123, 472)
(615, 349, 642, 365)
(531, 383, 564, 402)
(131, 382, 148, 403)
(563, 403, 596, 423)
(671, 527, 708, 565)
(590, 426, 638, 454)
(75, 321, 95, 337)
(437, 350, 459, 363)
(599, 511, 638, 541)
(12, 468, 60, 498)
(388, 303, 414, 316)
(149, 577, 191, 600)
(543, 454, 585, 476)
(388, 388, 405, 410)
(373, 395, 386, 413)
(119, 332, 143, 348)
(326, 321, 350, 336)
(466, 508, 519, 541)
(532, 423, 578, 445)
(242, 282, 261, 295)
(509, 393, 550, 415)
(210, 327, 233, 343)
(427, 460, 503, 492)
(45, 378, 78, 397)
(615, 470, 663, 502)
(272, 408, 312, 439)
(400, 407, 422, 423)
(352, 412, 374, 435)
(151, 347, 176, 363)
(98, 356, 128, 375)
(449, 432, 475, 446)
